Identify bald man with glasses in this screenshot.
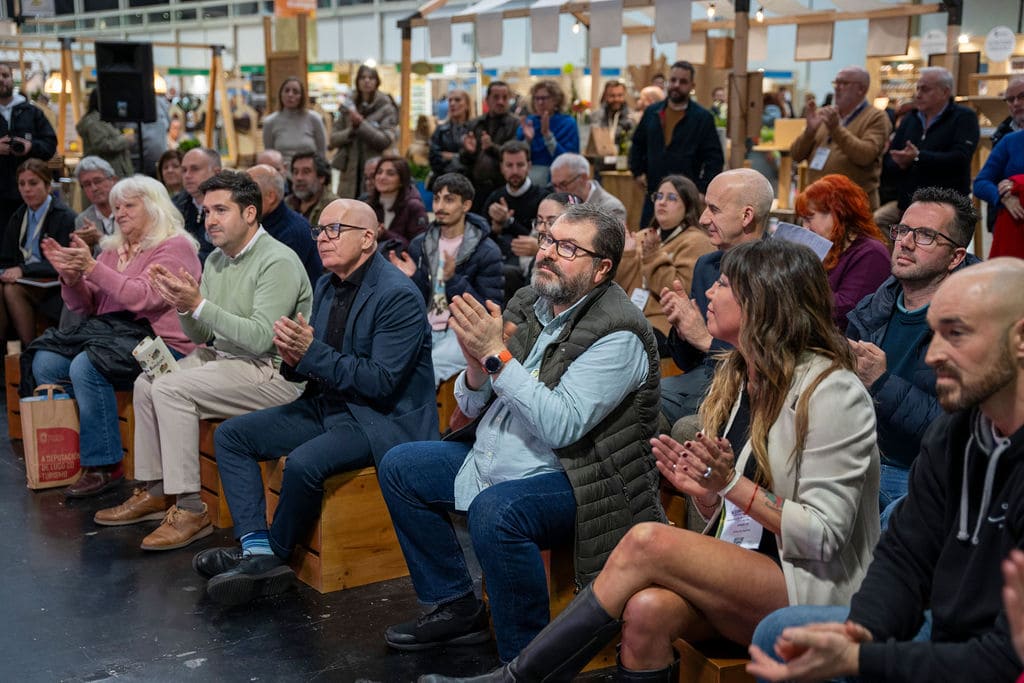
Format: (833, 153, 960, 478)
(192, 198, 437, 606)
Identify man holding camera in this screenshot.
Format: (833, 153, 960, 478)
(0, 64, 57, 236)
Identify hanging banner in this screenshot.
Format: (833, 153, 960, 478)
(589, 0, 624, 50)
(428, 16, 453, 59)
(867, 16, 910, 57)
(795, 22, 834, 61)
(530, 5, 560, 54)
(476, 13, 503, 59)
(655, 0, 691, 44)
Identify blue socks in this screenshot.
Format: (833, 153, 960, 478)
(240, 531, 273, 556)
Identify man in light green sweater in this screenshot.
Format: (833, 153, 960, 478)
(94, 170, 313, 551)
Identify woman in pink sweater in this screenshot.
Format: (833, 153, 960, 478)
(33, 175, 201, 498)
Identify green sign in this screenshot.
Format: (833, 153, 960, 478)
(308, 63, 335, 73)
(240, 65, 265, 74)
(168, 67, 210, 76)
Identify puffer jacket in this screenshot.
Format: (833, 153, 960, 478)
(845, 255, 980, 469)
(407, 212, 505, 308)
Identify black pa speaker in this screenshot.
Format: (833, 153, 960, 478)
(95, 41, 157, 123)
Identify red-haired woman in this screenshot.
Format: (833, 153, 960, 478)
(795, 174, 891, 331)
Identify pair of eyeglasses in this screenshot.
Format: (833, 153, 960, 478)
(311, 223, 365, 240)
(650, 191, 681, 203)
(889, 224, 963, 248)
(552, 174, 581, 192)
(1004, 92, 1024, 105)
(532, 216, 559, 230)
(537, 232, 605, 261)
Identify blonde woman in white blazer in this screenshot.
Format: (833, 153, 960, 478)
(422, 238, 880, 683)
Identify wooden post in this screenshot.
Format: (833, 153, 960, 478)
(209, 46, 237, 165)
(943, 0, 962, 93)
(57, 37, 74, 157)
(399, 23, 412, 155)
(728, 0, 750, 170)
(590, 47, 601, 110)
(205, 48, 219, 148)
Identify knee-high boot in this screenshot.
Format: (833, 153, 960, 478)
(418, 582, 621, 682)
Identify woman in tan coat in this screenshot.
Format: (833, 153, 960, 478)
(616, 174, 713, 354)
(330, 65, 398, 199)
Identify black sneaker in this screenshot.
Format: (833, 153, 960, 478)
(192, 546, 245, 579)
(205, 553, 295, 606)
(385, 599, 491, 651)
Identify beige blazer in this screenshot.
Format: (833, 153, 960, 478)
(716, 353, 881, 606)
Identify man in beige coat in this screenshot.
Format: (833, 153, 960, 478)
(790, 66, 892, 209)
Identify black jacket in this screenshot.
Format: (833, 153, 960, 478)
(883, 101, 980, 211)
(0, 198, 75, 277)
(0, 99, 57, 201)
(629, 99, 723, 195)
(850, 409, 1024, 681)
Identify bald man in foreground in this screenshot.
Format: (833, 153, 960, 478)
(193, 199, 438, 606)
(749, 258, 1024, 682)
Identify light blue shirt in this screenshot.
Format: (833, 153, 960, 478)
(452, 293, 649, 511)
(24, 195, 52, 265)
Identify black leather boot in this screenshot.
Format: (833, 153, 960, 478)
(615, 650, 680, 681)
(417, 582, 621, 682)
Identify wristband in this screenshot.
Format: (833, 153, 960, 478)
(718, 468, 742, 498)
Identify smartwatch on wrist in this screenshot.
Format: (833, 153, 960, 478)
(483, 349, 513, 375)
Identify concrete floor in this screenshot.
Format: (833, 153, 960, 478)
(0, 404, 615, 682)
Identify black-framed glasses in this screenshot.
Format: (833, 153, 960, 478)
(889, 224, 963, 248)
(536, 232, 605, 261)
(650, 191, 681, 203)
(532, 216, 559, 230)
(1004, 92, 1024, 105)
(311, 222, 366, 240)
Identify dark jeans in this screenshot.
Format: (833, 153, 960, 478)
(660, 363, 715, 425)
(378, 440, 577, 662)
(214, 398, 372, 559)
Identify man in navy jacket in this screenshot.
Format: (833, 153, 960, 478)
(883, 67, 979, 213)
(629, 60, 723, 227)
(192, 199, 437, 605)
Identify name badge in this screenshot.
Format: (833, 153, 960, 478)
(630, 288, 651, 310)
(717, 498, 764, 549)
(809, 146, 831, 171)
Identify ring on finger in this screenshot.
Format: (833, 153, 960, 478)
(703, 465, 713, 479)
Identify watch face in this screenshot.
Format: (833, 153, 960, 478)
(484, 355, 502, 374)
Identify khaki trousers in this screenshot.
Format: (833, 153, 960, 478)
(132, 347, 302, 495)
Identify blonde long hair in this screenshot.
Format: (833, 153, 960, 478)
(102, 175, 199, 254)
(697, 240, 854, 489)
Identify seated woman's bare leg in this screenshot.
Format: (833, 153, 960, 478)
(593, 522, 789, 669)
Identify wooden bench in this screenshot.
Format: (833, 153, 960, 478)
(198, 419, 409, 593)
(675, 638, 753, 683)
(6, 352, 136, 479)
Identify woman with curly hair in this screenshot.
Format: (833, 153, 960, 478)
(795, 173, 891, 331)
(421, 238, 880, 682)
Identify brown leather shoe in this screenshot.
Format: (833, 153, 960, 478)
(65, 464, 124, 499)
(140, 504, 212, 551)
(94, 488, 172, 526)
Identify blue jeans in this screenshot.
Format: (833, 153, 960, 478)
(378, 441, 577, 663)
(214, 398, 373, 559)
(32, 350, 122, 467)
(752, 605, 932, 683)
(879, 463, 909, 514)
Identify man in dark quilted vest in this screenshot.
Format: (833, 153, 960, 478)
(377, 203, 664, 664)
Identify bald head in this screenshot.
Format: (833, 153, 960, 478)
(939, 258, 1024, 325)
(245, 164, 286, 215)
(317, 199, 379, 279)
(715, 168, 774, 231)
(257, 149, 286, 177)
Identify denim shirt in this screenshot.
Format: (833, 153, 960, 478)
(452, 295, 648, 511)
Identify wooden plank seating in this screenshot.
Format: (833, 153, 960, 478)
(263, 456, 409, 594)
(197, 419, 408, 593)
(543, 547, 618, 672)
(436, 375, 458, 433)
(675, 637, 753, 683)
(6, 352, 136, 479)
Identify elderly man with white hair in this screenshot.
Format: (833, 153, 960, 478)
(882, 66, 979, 213)
(790, 66, 892, 210)
(550, 153, 627, 225)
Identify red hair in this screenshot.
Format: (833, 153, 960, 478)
(794, 174, 888, 271)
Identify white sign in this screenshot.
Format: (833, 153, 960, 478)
(920, 29, 947, 60)
(984, 26, 1017, 63)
